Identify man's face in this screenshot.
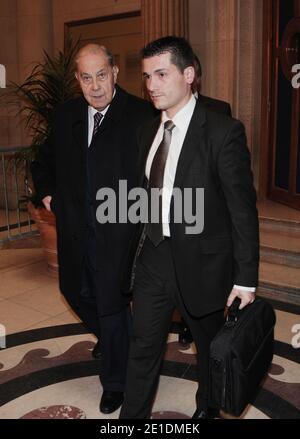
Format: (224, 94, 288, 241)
(142, 52, 194, 118)
(76, 51, 118, 111)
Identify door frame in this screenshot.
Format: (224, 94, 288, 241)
(64, 11, 141, 40)
(259, 0, 300, 209)
(259, 0, 273, 201)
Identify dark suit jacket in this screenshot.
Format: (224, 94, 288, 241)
(129, 100, 259, 317)
(31, 85, 155, 316)
(198, 94, 232, 116)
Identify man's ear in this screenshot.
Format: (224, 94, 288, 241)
(75, 71, 79, 81)
(113, 65, 119, 82)
(184, 66, 195, 85)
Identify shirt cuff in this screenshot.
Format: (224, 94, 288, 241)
(234, 285, 256, 293)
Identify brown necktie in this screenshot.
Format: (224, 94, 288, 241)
(147, 120, 175, 246)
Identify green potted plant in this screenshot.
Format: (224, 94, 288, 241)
(5, 36, 80, 273)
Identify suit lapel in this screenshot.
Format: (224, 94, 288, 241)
(139, 116, 161, 186)
(70, 98, 88, 201)
(138, 102, 207, 188)
(173, 102, 207, 189)
(94, 84, 128, 139)
(72, 85, 128, 151)
(72, 97, 88, 152)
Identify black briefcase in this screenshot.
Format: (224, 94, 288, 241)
(208, 297, 276, 417)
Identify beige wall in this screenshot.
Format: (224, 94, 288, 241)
(52, 0, 141, 52)
(0, 0, 20, 147)
(0, 0, 53, 147)
(0, 0, 18, 85)
(17, 0, 53, 82)
(189, 0, 263, 187)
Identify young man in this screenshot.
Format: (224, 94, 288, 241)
(31, 44, 155, 414)
(178, 53, 232, 347)
(120, 36, 259, 419)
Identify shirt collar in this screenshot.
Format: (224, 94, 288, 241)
(161, 94, 196, 131)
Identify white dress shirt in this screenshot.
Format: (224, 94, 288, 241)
(145, 94, 255, 293)
(146, 95, 197, 237)
(88, 89, 116, 146)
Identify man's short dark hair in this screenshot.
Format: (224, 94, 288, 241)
(141, 36, 195, 73)
(192, 53, 202, 94)
(193, 54, 202, 79)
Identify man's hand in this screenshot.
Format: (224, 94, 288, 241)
(226, 287, 255, 310)
(42, 195, 52, 212)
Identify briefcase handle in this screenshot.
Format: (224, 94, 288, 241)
(226, 297, 242, 323)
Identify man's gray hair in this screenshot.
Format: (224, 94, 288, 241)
(75, 43, 115, 67)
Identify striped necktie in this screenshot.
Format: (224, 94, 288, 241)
(146, 120, 175, 246)
(92, 111, 103, 139)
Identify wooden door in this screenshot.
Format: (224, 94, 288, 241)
(265, 0, 300, 209)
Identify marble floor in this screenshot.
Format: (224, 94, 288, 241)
(0, 247, 299, 419)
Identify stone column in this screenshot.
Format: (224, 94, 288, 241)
(189, 0, 263, 187)
(17, 0, 53, 82)
(234, 0, 263, 188)
(16, 0, 53, 145)
(141, 0, 188, 45)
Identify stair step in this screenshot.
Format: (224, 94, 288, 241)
(259, 216, 300, 237)
(258, 262, 300, 305)
(258, 200, 300, 223)
(260, 229, 300, 267)
(258, 200, 300, 237)
(256, 202, 300, 304)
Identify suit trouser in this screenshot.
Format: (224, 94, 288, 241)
(120, 237, 223, 418)
(78, 260, 132, 392)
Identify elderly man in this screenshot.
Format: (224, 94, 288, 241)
(31, 43, 154, 414)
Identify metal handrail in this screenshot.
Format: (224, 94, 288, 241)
(0, 146, 31, 153)
(0, 145, 36, 244)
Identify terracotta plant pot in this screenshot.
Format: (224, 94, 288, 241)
(27, 201, 58, 275)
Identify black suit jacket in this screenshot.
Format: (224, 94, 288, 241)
(31, 85, 155, 315)
(198, 94, 232, 117)
(131, 100, 259, 317)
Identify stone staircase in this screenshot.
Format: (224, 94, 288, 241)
(258, 203, 300, 305)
